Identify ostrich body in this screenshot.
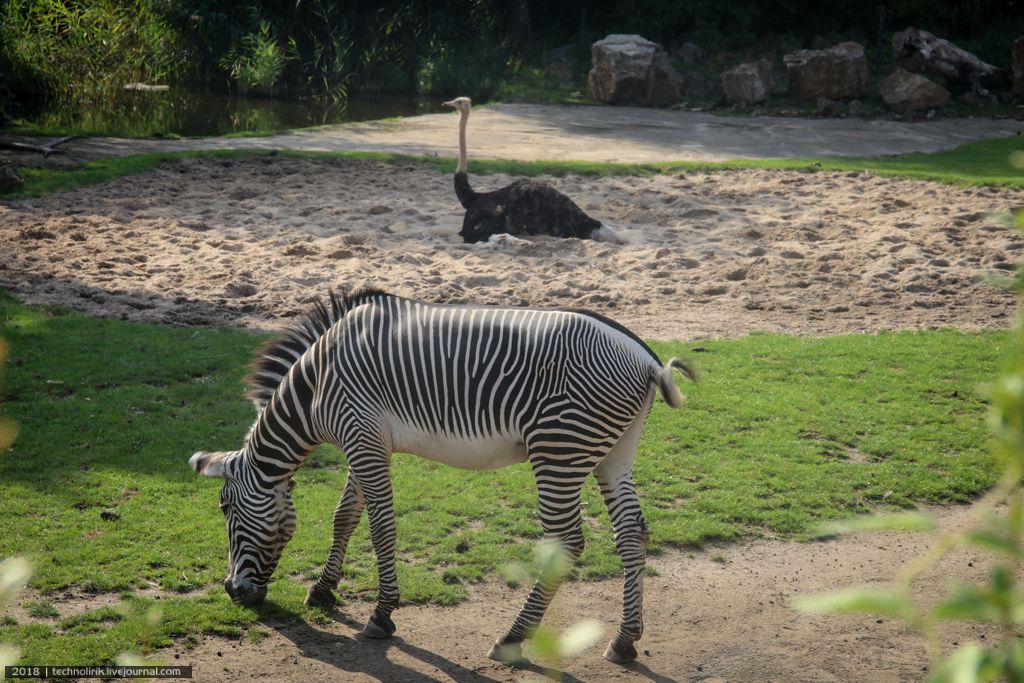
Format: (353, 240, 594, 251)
(443, 97, 622, 244)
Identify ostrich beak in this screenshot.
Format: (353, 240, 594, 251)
(442, 100, 456, 108)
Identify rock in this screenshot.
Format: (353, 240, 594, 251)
(958, 90, 999, 106)
(0, 164, 23, 191)
(679, 70, 717, 99)
(544, 58, 573, 85)
(1013, 38, 1024, 97)
(783, 42, 868, 100)
(721, 59, 774, 106)
(816, 97, 842, 117)
(893, 27, 1002, 92)
(879, 68, 951, 112)
(543, 44, 575, 63)
(847, 99, 866, 117)
(587, 34, 682, 106)
(677, 41, 705, 65)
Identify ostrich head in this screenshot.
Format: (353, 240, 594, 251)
(442, 97, 471, 114)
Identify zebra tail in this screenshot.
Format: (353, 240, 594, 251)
(656, 357, 698, 409)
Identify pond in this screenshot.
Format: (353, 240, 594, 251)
(11, 90, 448, 138)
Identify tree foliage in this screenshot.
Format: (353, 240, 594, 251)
(0, 1, 1021, 104)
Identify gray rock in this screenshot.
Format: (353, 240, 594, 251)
(879, 68, 951, 112)
(0, 164, 22, 192)
(783, 41, 869, 100)
(816, 97, 843, 117)
(893, 27, 1002, 91)
(1013, 37, 1024, 97)
(587, 34, 682, 106)
(544, 58, 573, 85)
(677, 41, 705, 65)
(679, 70, 717, 99)
(722, 59, 774, 106)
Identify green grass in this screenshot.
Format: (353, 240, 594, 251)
(0, 292, 1007, 663)
(1, 135, 1022, 202)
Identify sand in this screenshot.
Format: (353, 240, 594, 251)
(2, 154, 1022, 340)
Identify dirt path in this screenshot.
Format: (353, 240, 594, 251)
(150, 504, 993, 682)
(23, 104, 1020, 164)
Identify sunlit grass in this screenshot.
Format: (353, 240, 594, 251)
(1, 135, 1022, 201)
(0, 292, 1007, 663)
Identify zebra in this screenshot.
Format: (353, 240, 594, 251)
(189, 288, 695, 664)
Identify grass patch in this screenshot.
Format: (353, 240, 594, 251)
(1, 135, 1022, 202)
(0, 293, 1007, 662)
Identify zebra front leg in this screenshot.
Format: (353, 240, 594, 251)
(489, 457, 589, 663)
(595, 470, 648, 664)
(305, 473, 366, 608)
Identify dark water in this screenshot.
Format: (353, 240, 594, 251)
(14, 90, 447, 137)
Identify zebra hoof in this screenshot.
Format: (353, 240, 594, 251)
(487, 640, 525, 665)
(304, 584, 336, 609)
(602, 637, 638, 664)
(360, 612, 396, 639)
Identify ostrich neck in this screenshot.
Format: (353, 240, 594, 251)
(457, 109, 468, 174)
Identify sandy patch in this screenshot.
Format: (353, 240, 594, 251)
(1, 155, 1022, 340)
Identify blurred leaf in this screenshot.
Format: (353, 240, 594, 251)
(0, 556, 32, 607)
(0, 643, 20, 671)
(558, 619, 602, 657)
(931, 585, 1004, 622)
(964, 530, 1023, 558)
(794, 588, 914, 619)
(812, 512, 937, 537)
(530, 625, 558, 659)
(928, 643, 990, 683)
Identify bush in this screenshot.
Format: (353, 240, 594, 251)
(0, 0, 185, 103)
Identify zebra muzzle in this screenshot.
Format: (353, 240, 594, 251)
(224, 578, 267, 605)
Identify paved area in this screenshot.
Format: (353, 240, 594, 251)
(66, 103, 1024, 163)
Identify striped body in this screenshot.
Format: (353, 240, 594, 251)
(190, 289, 694, 663)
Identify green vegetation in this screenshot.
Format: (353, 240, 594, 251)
(0, 292, 1007, 663)
(1, 0, 1019, 126)
(1, 135, 1022, 203)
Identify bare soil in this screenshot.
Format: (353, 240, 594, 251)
(2, 156, 1021, 681)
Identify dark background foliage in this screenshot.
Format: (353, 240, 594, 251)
(0, 0, 1022, 107)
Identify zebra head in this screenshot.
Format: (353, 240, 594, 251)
(189, 450, 297, 605)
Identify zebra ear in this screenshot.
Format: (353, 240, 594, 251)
(189, 451, 234, 478)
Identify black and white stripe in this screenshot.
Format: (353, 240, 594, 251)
(190, 288, 694, 664)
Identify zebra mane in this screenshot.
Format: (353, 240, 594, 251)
(245, 287, 390, 413)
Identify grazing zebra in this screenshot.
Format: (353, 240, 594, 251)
(189, 288, 695, 664)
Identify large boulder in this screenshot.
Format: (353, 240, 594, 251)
(879, 68, 951, 112)
(893, 27, 1002, 92)
(783, 42, 869, 100)
(587, 34, 682, 106)
(721, 59, 774, 106)
(1013, 37, 1024, 97)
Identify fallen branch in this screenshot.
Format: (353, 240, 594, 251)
(0, 135, 77, 158)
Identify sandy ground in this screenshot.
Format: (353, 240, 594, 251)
(1, 155, 1022, 340)
(10, 504, 1007, 682)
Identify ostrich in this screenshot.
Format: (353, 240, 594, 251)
(442, 97, 623, 244)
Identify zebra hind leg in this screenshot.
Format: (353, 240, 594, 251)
(305, 473, 366, 609)
(489, 454, 591, 664)
(595, 469, 649, 664)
